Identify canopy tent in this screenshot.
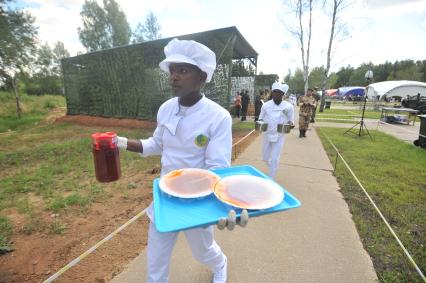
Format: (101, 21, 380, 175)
(337, 86, 365, 97)
(61, 26, 258, 120)
(325, 89, 338, 96)
(366, 80, 426, 100)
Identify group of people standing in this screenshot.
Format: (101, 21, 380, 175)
(234, 89, 272, 122)
(233, 90, 250, 121)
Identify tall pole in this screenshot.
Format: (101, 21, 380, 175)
(358, 79, 370, 136)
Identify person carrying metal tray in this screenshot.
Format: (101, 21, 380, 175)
(257, 82, 295, 178)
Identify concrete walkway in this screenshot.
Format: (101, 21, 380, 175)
(111, 117, 378, 282)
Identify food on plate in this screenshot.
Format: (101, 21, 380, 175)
(214, 175, 284, 209)
(159, 168, 220, 198)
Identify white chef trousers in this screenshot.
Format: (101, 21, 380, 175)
(262, 134, 285, 178)
(147, 221, 226, 283)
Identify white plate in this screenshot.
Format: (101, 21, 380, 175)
(214, 175, 284, 209)
(159, 168, 221, 198)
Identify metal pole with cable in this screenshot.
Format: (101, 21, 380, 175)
(344, 70, 373, 140)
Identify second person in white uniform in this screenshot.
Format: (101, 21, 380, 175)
(258, 82, 294, 179)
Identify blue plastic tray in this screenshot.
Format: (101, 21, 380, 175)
(153, 165, 301, 232)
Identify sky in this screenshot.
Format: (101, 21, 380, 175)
(15, 0, 426, 80)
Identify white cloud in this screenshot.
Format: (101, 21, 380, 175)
(361, 0, 426, 17)
(365, 0, 426, 10)
(23, 0, 85, 54)
(17, 0, 426, 78)
(119, 0, 203, 27)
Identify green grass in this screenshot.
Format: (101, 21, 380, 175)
(0, 117, 159, 249)
(316, 107, 381, 119)
(317, 127, 426, 282)
(48, 220, 67, 235)
(0, 122, 158, 208)
(232, 120, 256, 131)
(0, 91, 66, 132)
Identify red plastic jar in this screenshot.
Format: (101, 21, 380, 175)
(91, 132, 121, 182)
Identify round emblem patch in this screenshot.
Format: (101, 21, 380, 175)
(195, 134, 209, 147)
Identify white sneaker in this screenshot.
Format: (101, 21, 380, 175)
(213, 256, 227, 283)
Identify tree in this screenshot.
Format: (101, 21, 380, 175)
(371, 61, 392, 83)
(419, 60, 426, 82)
(52, 41, 70, 76)
(348, 63, 372, 86)
(104, 0, 131, 46)
(34, 42, 55, 76)
(308, 66, 325, 88)
(282, 0, 313, 94)
(143, 12, 161, 41)
(333, 66, 353, 87)
(319, 0, 352, 112)
(133, 11, 162, 43)
(25, 41, 70, 95)
(392, 60, 423, 81)
(287, 68, 305, 95)
(283, 69, 292, 84)
(78, 0, 131, 52)
(78, 0, 109, 51)
(132, 22, 145, 43)
(0, 0, 38, 117)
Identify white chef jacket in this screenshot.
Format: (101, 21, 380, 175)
(141, 95, 232, 219)
(259, 100, 294, 142)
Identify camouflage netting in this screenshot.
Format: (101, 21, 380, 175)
(62, 26, 258, 120)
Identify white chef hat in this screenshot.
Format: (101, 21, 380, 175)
(271, 82, 289, 94)
(159, 38, 216, 83)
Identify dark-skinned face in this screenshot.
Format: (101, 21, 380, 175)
(272, 89, 284, 105)
(169, 63, 207, 98)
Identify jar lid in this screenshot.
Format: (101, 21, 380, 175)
(91, 132, 117, 148)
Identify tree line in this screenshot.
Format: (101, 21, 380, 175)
(284, 59, 426, 95)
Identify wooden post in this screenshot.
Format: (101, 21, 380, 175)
(12, 77, 22, 119)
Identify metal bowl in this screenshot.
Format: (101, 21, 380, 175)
(284, 124, 292, 133)
(277, 124, 292, 133)
(255, 122, 268, 132)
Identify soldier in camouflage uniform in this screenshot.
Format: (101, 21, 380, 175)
(310, 87, 320, 122)
(298, 88, 316, 138)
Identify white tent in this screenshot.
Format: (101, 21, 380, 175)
(366, 80, 426, 100)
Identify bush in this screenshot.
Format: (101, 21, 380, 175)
(0, 216, 13, 247)
(44, 100, 56, 109)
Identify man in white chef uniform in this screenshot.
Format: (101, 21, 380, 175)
(258, 82, 294, 179)
(115, 38, 247, 283)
